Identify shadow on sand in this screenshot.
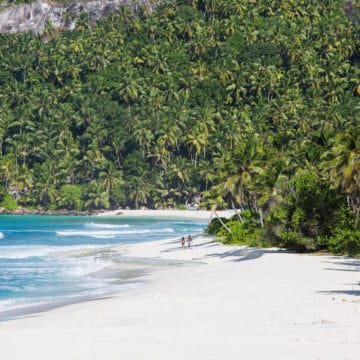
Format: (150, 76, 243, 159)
(206, 247, 290, 262)
(319, 257, 360, 298)
(161, 240, 222, 253)
(162, 237, 291, 262)
(318, 289, 360, 297)
(322, 258, 360, 272)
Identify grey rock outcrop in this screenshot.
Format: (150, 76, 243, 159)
(0, 0, 159, 35)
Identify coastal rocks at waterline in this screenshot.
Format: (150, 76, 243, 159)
(0, 0, 160, 35)
(0, 207, 94, 215)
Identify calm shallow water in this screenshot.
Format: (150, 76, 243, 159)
(0, 215, 206, 316)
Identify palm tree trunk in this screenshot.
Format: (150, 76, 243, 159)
(259, 208, 264, 228)
(231, 199, 244, 224)
(214, 211, 232, 234)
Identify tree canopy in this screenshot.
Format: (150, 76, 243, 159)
(1, 0, 360, 254)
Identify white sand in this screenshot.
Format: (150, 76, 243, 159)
(1, 224, 360, 359)
(96, 208, 237, 220)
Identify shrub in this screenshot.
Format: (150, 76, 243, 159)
(207, 217, 227, 234)
(279, 230, 317, 252)
(265, 170, 341, 252)
(0, 194, 18, 211)
(222, 220, 263, 247)
(207, 210, 264, 247)
(328, 229, 360, 256)
(58, 185, 84, 210)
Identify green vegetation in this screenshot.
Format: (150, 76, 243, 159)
(0, 193, 17, 210)
(1, 0, 360, 255)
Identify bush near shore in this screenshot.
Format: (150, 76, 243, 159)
(207, 171, 360, 257)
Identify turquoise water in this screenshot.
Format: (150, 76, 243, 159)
(0, 215, 206, 315)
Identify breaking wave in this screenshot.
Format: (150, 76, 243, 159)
(85, 223, 130, 229)
(0, 244, 100, 259)
(56, 228, 175, 238)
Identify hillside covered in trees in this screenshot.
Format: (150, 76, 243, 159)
(1, 0, 360, 254)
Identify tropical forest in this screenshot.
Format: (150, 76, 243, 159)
(1, 0, 360, 255)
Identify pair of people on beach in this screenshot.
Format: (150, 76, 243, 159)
(181, 235, 192, 248)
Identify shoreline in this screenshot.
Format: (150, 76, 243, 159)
(96, 208, 236, 220)
(0, 212, 211, 321)
(0, 233, 359, 358)
(0, 207, 96, 215)
(0, 208, 236, 221)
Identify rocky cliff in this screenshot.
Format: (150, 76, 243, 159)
(0, 0, 159, 35)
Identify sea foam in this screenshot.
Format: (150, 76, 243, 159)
(0, 215, 204, 316)
(0, 244, 102, 259)
(85, 223, 130, 229)
(56, 228, 174, 237)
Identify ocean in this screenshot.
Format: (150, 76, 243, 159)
(0, 215, 206, 319)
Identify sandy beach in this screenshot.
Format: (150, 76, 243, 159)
(0, 210, 360, 359)
(96, 208, 237, 220)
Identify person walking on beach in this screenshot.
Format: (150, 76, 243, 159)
(187, 234, 193, 248)
(181, 236, 185, 248)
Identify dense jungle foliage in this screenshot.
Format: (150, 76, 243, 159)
(1, 0, 360, 254)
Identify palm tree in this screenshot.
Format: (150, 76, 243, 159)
(16, 163, 33, 190)
(134, 126, 154, 156)
(323, 128, 360, 225)
(127, 177, 151, 209)
(214, 138, 265, 213)
(118, 74, 143, 105)
(0, 155, 16, 190)
(0, 103, 14, 156)
(33, 161, 59, 207)
(157, 116, 181, 151)
(184, 123, 208, 167)
(85, 182, 110, 209)
(98, 161, 124, 202)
